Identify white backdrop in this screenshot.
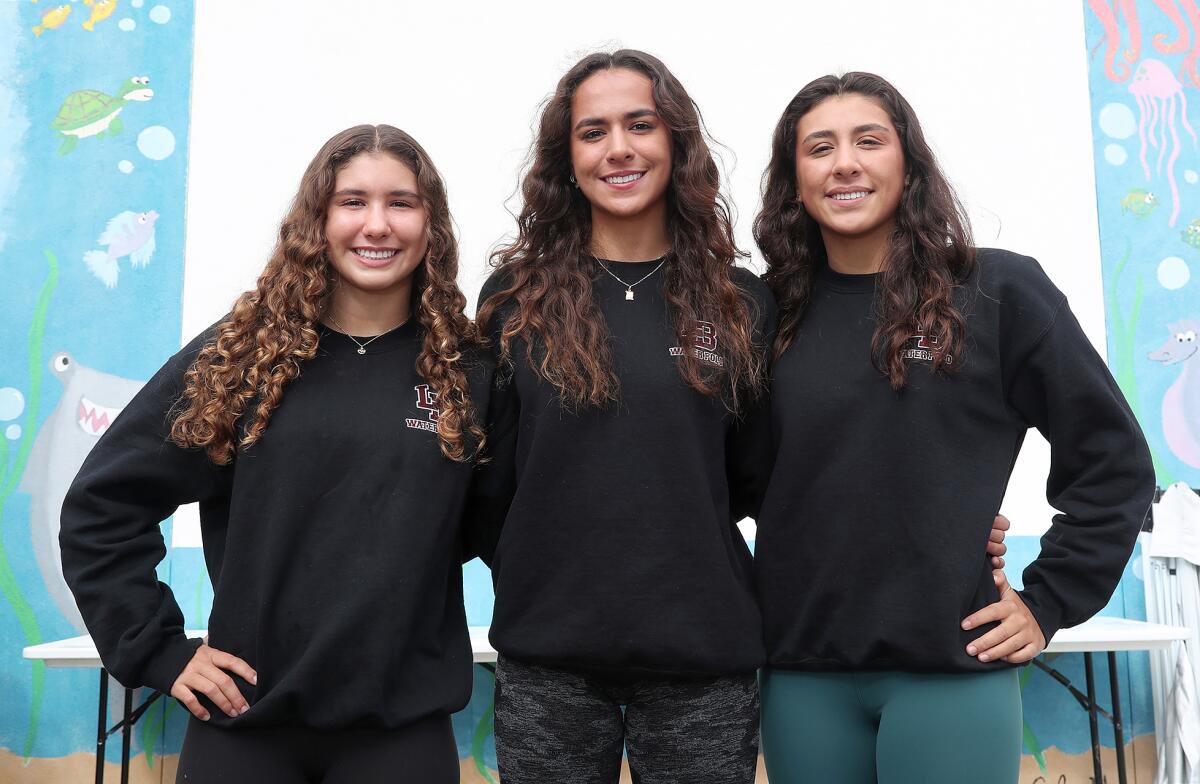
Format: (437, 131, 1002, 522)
(182, 0, 1105, 538)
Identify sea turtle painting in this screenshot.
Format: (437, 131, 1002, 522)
(51, 76, 153, 155)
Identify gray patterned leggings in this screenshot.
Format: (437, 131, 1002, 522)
(494, 655, 760, 784)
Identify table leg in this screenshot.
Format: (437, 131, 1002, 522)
(1084, 652, 1104, 784)
(96, 670, 107, 784)
(120, 688, 132, 784)
(1108, 651, 1128, 784)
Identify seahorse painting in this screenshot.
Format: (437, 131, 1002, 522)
(1148, 319, 1200, 468)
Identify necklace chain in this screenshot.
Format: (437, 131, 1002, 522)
(594, 257, 667, 301)
(325, 316, 408, 355)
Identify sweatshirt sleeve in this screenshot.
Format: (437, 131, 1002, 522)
(461, 364, 518, 566)
(726, 271, 780, 524)
(460, 272, 519, 566)
(59, 335, 231, 693)
(1005, 288, 1154, 643)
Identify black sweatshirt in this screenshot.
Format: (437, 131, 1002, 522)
(754, 249, 1154, 673)
(474, 260, 777, 676)
(60, 321, 491, 729)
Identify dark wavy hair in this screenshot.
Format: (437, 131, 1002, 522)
(754, 72, 975, 390)
(170, 124, 485, 463)
(478, 49, 765, 411)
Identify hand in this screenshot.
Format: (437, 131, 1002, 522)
(986, 514, 1010, 569)
(960, 570, 1046, 664)
(170, 643, 257, 721)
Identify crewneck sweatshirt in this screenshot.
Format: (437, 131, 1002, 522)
(754, 249, 1154, 673)
(475, 259, 777, 676)
(60, 320, 492, 728)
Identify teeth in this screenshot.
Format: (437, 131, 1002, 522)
(605, 173, 643, 184)
(77, 397, 122, 437)
(832, 191, 868, 201)
(355, 249, 397, 260)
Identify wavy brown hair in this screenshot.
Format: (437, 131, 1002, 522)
(754, 72, 975, 390)
(477, 49, 765, 411)
(170, 124, 484, 463)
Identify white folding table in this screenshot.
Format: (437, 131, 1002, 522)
(1039, 616, 1190, 784)
(24, 627, 497, 784)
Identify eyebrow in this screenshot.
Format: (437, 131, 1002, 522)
(801, 123, 891, 145)
(332, 188, 420, 199)
(573, 108, 658, 132)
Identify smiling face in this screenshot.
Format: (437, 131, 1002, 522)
(324, 152, 429, 303)
(569, 68, 673, 225)
(794, 93, 906, 249)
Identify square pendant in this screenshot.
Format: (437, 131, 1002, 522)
(625, 289, 635, 301)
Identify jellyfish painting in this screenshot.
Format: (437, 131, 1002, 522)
(1129, 58, 1198, 227)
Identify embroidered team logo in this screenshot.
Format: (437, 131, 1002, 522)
(405, 384, 440, 432)
(669, 320, 725, 368)
(902, 327, 951, 365)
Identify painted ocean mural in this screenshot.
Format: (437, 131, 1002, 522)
(0, 1, 1182, 781)
(1085, 0, 1200, 487)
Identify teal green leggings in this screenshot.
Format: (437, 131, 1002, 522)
(760, 668, 1022, 784)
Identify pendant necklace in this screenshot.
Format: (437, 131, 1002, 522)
(594, 257, 667, 301)
(325, 316, 407, 355)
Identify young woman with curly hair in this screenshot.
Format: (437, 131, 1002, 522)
(750, 72, 1153, 783)
(60, 124, 487, 783)
(473, 49, 775, 783)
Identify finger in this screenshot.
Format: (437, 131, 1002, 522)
(196, 663, 247, 715)
(977, 630, 1032, 663)
(986, 538, 1007, 555)
(993, 569, 1014, 597)
(1004, 643, 1042, 664)
(209, 649, 258, 686)
(170, 684, 210, 721)
(966, 616, 1021, 655)
(991, 555, 1006, 569)
(961, 601, 1006, 630)
(992, 514, 1011, 532)
(185, 670, 238, 717)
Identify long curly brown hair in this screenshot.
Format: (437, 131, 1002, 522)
(170, 124, 484, 463)
(477, 49, 765, 411)
(754, 72, 975, 390)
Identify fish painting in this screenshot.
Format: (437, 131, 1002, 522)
(83, 209, 158, 288)
(1182, 219, 1200, 249)
(32, 3, 69, 36)
(1120, 188, 1160, 218)
(81, 0, 116, 31)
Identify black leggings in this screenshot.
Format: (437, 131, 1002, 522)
(175, 714, 459, 784)
(494, 655, 760, 784)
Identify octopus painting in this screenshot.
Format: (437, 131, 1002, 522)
(1148, 319, 1200, 468)
(1129, 58, 1197, 226)
(1089, 0, 1200, 89)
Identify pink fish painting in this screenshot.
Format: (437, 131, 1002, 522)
(82, 210, 159, 289)
(1149, 319, 1200, 468)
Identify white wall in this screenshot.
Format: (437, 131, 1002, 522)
(184, 0, 1104, 537)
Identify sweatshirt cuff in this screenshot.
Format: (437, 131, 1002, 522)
(1018, 589, 1063, 648)
(140, 635, 203, 695)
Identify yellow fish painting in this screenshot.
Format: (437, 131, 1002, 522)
(33, 4, 70, 36)
(82, 0, 117, 32)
